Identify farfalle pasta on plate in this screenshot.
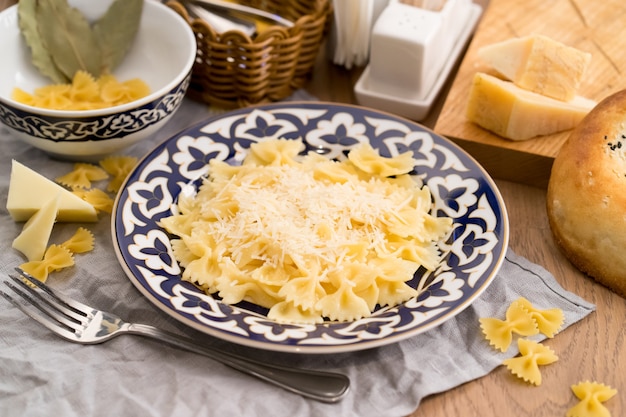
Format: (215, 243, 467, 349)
(159, 138, 453, 324)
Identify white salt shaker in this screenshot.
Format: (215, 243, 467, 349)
(368, 0, 473, 99)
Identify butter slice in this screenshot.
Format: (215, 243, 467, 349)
(7, 160, 98, 222)
(12, 195, 59, 261)
(466, 72, 596, 141)
(477, 35, 591, 101)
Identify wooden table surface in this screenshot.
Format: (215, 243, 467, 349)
(304, 13, 625, 417)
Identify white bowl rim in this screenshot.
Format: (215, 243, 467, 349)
(0, 0, 197, 118)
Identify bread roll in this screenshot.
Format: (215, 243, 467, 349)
(547, 89, 626, 297)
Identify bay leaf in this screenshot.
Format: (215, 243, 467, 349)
(17, 0, 68, 83)
(93, 0, 144, 74)
(36, 0, 104, 80)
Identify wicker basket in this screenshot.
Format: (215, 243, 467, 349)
(167, 0, 331, 108)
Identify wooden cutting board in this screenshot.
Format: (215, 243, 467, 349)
(434, 0, 626, 188)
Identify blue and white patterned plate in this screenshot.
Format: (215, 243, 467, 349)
(112, 102, 509, 354)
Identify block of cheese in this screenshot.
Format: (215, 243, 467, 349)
(466, 72, 596, 141)
(477, 35, 591, 101)
(12, 195, 59, 261)
(6, 160, 98, 222)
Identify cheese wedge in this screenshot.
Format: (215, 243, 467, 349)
(7, 160, 98, 222)
(12, 195, 59, 261)
(477, 35, 591, 101)
(466, 72, 596, 141)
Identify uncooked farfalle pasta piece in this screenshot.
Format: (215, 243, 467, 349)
(99, 76, 151, 106)
(502, 338, 558, 386)
(480, 299, 539, 351)
(19, 228, 94, 283)
(567, 381, 617, 417)
(19, 245, 75, 283)
(515, 297, 565, 337)
(12, 71, 150, 110)
(60, 227, 95, 254)
(99, 155, 138, 193)
(56, 163, 108, 190)
(160, 138, 453, 323)
(73, 189, 114, 213)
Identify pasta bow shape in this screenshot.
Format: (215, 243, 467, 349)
(68, 71, 100, 102)
(74, 189, 114, 213)
(60, 228, 95, 254)
(19, 227, 95, 283)
(99, 156, 138, 192)
(56, 163, 108, 189)
(161, 138, 453, 324)
(100, 78, 150, 105)
(12, 71, 150, 111)
(567, 381, 617, 417)
(480, 299, 539, 351)
(244, 138, 304, 166)
(502, 338, 558, 386)
(20, 245, 75, 283)
(347, 142, 416, 177)
(516, 297, 565, 337)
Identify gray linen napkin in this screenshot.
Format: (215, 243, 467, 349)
(0, 96, 595, 417)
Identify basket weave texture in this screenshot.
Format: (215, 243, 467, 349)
(167, 0, 331, 108)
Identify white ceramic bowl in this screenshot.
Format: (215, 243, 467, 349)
(0, 0, 196, 160)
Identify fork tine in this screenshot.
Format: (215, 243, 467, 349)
(5, 274, 86, 327)
(0, 284, 79, 342)
(15, 268, 95, 317)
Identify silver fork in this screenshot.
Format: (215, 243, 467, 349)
(0, 269, 350, 403)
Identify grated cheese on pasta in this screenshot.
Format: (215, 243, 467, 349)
(159, 138, 453, 323)
(217, 166, 410, 268)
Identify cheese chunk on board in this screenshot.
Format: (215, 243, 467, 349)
(12, 195, 59, 261)
(466, 72, 596, 141)
(477, 35, 591, 101)
(6, 160, 98, 222)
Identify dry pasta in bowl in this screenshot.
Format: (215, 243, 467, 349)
(12, 71, 151, 111)
(112, 102, 509, 353)
(159, 138, 453, 324)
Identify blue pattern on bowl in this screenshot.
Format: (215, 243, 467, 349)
(0, 74, 190, 142)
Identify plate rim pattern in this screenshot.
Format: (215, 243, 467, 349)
(112, 101, 510, 354)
